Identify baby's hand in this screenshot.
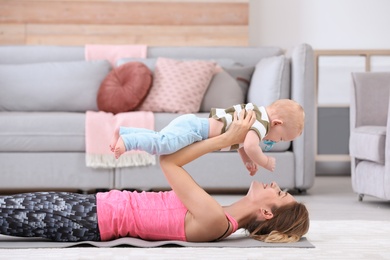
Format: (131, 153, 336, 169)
(265, 156, 276, 172)
(245, 162, 258, 176)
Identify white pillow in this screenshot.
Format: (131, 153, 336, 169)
(247, 55, 290, 106)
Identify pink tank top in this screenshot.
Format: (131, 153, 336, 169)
(96, 190, 238, 241)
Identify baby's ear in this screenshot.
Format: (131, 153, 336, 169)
(271, 119, 283, 126)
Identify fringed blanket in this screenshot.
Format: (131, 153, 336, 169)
(85, 44, 147, 67)
(85, 111, 156, 168)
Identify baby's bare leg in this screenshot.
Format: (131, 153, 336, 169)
(109, 127, 120, 152)
(114, 137, 126, 159)
(208, 118, 224, 138)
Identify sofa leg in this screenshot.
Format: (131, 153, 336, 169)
(358, 194, 364, 201)
(95, 188, 110, 193)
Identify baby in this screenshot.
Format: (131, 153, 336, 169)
(110, 99, 305, 175)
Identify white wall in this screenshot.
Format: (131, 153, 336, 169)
(248, 0, 390, 174)
(249, 0, 390, 50)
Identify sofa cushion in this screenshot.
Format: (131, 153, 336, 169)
(247, 55, 290, 106)
(138, 57, 216, 113)
(199, 66, 255, 112)
(0, 112, 86, 152)
(200, 70, 244, 112)
(225, 66, 255, 98)
(97, 62, 152, 114)
(0, 60, 111, 112)
(349, 125, 386, 164)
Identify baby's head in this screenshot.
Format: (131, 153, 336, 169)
(265, 99, 305, 142)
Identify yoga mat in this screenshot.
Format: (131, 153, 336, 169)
(0, 231, 314, 249)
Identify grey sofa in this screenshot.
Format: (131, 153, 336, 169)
(349, 72, 390, 201)
(0, 44, 315, 193)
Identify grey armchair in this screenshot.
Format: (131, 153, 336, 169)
(349, 72, 390, 201)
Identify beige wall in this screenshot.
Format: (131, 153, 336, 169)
(0, 0, 249, 46)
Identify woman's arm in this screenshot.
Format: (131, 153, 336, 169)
(159, 110, 255, 241)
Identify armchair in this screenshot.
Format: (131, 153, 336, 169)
(349, 72, 390, 201)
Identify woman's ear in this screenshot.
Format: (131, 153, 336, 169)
(259, 208, 274, 220)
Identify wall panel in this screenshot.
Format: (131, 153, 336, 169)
(0, 0, 248, 46)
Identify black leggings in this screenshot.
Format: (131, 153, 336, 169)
(0, 192, 100, 242)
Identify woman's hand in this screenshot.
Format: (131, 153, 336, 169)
(223, 110, 256, 145)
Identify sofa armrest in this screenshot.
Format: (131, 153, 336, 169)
(351, 72, 390, 187)
(290, 43, 316, 190)
(386, 92, 390, 169)
(350, 73, 390, 191)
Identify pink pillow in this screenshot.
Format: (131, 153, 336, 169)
(138, 57, 216, 113)
(97, 62, 152, 114)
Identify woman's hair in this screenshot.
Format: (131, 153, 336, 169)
(269, 99, 305, 136)
(245, 202, 309, 243)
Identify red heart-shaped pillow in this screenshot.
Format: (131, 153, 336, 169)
(97, 62, 152, 114)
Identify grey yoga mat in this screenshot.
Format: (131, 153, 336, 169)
(0, 232, 314, 249)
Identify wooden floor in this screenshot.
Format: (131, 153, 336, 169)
(1, 176, 390, 259)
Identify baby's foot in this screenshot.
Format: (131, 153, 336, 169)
(114, 137, 126, 159)
(110, 128, 120, 152)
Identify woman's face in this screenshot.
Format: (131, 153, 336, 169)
(247, 181, 296, 209)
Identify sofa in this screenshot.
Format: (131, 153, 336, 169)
(0, 44, 315, 193)
(349, 72, 390, 201)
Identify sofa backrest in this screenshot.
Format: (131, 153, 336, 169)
(0, 60, 111, 112)
(0, 45, 291, 112)
(0, 46, 283, 67)
(0, 46, 85, 64)
(147, 46, 283, 67)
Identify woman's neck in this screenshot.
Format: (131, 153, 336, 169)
(223, 196, 257, 229)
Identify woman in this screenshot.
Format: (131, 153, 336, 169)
(0, 111, 309, 243)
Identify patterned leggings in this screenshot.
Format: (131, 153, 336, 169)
(0, 192, 100, 242)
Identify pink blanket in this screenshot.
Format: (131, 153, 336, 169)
(86, 111, 155, 168)
(85, 44, 147, 67)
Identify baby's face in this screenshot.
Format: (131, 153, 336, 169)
(265, 125, 299, 143)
